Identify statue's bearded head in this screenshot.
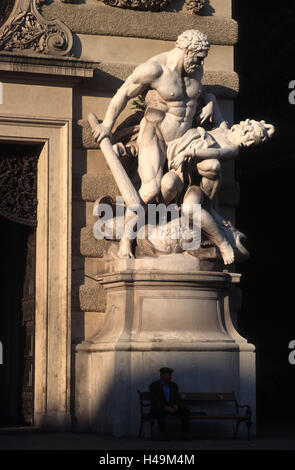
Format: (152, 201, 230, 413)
(229, 119, 275, 147)
(176, 30, 210, 74)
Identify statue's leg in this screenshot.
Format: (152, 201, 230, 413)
(160, 170, 183, 205)
(118, 116, 165, 258)
(117, 206, 141, 259)
(183, 186, 234, 265)
(137, 117, 166, 204)
(210, 208, 249, 259)
(197, 159, 221, 200)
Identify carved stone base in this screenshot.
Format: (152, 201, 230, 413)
(75, 262, 255, 437)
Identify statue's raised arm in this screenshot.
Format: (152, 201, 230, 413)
(92, 60, 163, 144)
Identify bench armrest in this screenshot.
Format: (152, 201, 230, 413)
(236, 404, 252, 419)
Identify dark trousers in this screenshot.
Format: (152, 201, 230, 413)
(152, 405, 190, 432)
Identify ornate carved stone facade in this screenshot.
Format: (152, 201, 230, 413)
(0, 0, 73, 56)
(0, 145, 38, 227)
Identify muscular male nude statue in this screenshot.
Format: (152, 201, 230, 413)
(93, 30, 210, 196)
(93, 30, 212, 257)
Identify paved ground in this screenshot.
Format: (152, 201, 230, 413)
(0, 423, 294, 451)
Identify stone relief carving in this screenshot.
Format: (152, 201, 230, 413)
(88, 30, 274, 265)
(0, 146, 38, 226)
(101, 0, 173, 11)
(185, 0, 205, 15)
(101, 0, 206, 14)
(0, 0, 73, 56)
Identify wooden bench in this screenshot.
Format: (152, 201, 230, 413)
(138, 391, 252, 440)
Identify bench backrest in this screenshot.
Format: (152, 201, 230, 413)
(180, 392, 236, 402)
(138, 391, 151, 401)
(138, 391, 236, 401)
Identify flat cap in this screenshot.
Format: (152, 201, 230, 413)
(160, 367, 174, 374)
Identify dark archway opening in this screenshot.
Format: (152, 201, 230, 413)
(0, 217, 35, 426)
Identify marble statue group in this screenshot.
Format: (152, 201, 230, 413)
(89, 29, 274, 265)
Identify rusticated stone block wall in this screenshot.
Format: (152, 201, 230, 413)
(41, 0, 240, 344)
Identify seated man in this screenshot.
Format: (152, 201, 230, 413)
(149, 367, 190, 440)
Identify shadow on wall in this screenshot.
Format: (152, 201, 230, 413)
(70, 84, 87, 422)
(233, 0, 295, 425)
(72, 33, 83, 59)
(72, 347, 253, 439)
(92, 68, 237, 100)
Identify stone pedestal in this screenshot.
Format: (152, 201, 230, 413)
(75, 256, 255, 437)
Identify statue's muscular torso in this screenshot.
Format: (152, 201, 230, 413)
(151, 67, 202, 142)
(131, 53, 204, 143)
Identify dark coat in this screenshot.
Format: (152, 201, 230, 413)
(149, 380, 181, 413)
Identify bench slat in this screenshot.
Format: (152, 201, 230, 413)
(181, 392, 236, 401)
(139, 392, 237, 401)
(190, 414, 248, 420)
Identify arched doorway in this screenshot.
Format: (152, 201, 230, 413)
(0, 143, 40, 426)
